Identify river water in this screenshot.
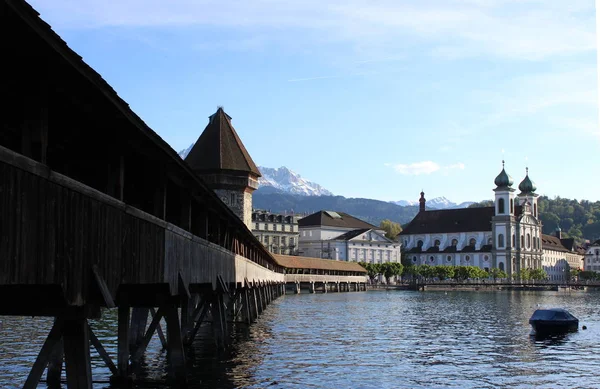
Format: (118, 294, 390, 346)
(1, 290, 599, 388)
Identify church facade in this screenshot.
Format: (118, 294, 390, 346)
(400, 163, 582, 280)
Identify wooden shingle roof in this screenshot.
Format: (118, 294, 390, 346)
(272, 254, 367, 273)
(185, 107, 261, 176)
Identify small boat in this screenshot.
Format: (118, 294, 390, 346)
(529, 308, 579, 335)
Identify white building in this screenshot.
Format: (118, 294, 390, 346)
(584, 239, 600, 272)
(252, 209, 300, 255)
(400, 162, 583, 281)
(297, 210, 401, 263)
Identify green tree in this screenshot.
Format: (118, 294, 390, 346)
(435, 265, 455, 280)
(359, 262, 381, 282)
(419, 264, 435, 280)
(380, 219, 402, 240)
(381, 262, 404, 282)
(570, 268, 581, 282)
(529, 268, 548, 281)
(489, 268, 507, 280)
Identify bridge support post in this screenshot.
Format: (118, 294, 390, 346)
(165, 305, 187, 386)
(323, 282, 328, 293)
(295, 282, 300, 294)
(46, 325, 64, 388)
(310, 282, 315, 294)
(129, 308, 148, 354)
(63, 318, 93, 389)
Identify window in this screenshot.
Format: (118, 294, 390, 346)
(465, 255, 470, 261)
(510, 198, 514, 213)
(255, 223, 259, 230)
(521, 235, 525, 248)
(430, 256, 435, 262)
(447, 256, 452, 262)
(469, 238, 476, 247)
(451, 239, 458, 246)
(230, 193, 236, 205)
(512, 234, 515, 247)
(413, 256, 417, 263)
(499, 262, 505, 271)
(498, 198, 505, 214)
(534, 204, 537, 217)
(484, 255, 489, 261)
(434, 240, 441, 247)
(417, 240, 424, 248)
(498, 234, 504, 248)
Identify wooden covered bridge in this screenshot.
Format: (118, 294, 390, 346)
(273, 254, 369, 293)
(1, 0, 286, 387)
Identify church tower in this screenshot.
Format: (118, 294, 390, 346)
(491, 161, 516, 275)
(515, 168, 543, 274)
(185, 107, 261, 229)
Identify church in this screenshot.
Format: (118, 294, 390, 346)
(400, 163, 582, 280)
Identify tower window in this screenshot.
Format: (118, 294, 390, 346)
(534, 204, 537, 217)
(510, 198, 514, 214)
(526, 233, 531, 249)
(498, 234, 504, 248)
(512, 234, 515, 247)
(498, 198, 505, 214)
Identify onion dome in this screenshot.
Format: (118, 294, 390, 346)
(494, 160, 513, 188)
(518, 168, 537, 194)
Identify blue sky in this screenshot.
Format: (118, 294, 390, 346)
(29, 0, 599, 203)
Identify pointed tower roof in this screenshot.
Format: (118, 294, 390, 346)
(518, 167, 537, 194)
(185, 107, 261, 176)
(494, 160, 513, 188)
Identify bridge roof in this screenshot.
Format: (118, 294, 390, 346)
(4, 0, 277, 267)
(272, 254, 367, 273)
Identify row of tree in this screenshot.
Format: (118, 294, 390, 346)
(358, 262, 404, 282)
(402, 264, 549, 282)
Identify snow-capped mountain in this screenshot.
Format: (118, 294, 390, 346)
(392, 197, 475, 209)
(178, 144, 194, 159)
(258, 166, 333, 196)
(392, 200, 419, 207)
(177, 144, 332, 196)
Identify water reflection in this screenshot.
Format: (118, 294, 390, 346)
(1, 290, 600, 388)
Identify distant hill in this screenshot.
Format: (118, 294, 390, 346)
(253, 191, 419, 227)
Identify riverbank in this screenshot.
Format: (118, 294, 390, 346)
(367, 284, 592, 292)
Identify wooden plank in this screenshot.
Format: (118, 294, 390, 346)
(92, 265, 115, 308)
(117, 306, 130, 377)
(165, 305, 187, 384)
(88, 323, 118, 376)
(131, 307, 164, 363)
(63, 318, 92, 389)
(46, 337, 63, 388)
(23, 318, 64, 389)
(149, 307, 167, 349)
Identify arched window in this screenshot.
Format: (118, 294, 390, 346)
(498, 234, 504, 248)
(451, 239, 458, 246)
(434, 239, 441, 247)
(469, 238, 476, 247)
(499, 262, 505, 271)
(526, 234, 531, 248)
(498, 198, 505, 214)
(487, 237, 492, 245)
(512, 234, 515, 247)
(521, 235, 525, 248)
(417, 240, 424, 248)
(510, 198, 514, 214)
(534, 204, 537, 217)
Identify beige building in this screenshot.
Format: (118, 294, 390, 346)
(541, 229, 584, 281)
(584, 239, 600, 272)
(253, 210, 300, 255)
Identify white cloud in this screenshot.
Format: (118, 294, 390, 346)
(388, 161, 465, 175)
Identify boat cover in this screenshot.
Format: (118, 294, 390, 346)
(530, 308, 577, 321)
